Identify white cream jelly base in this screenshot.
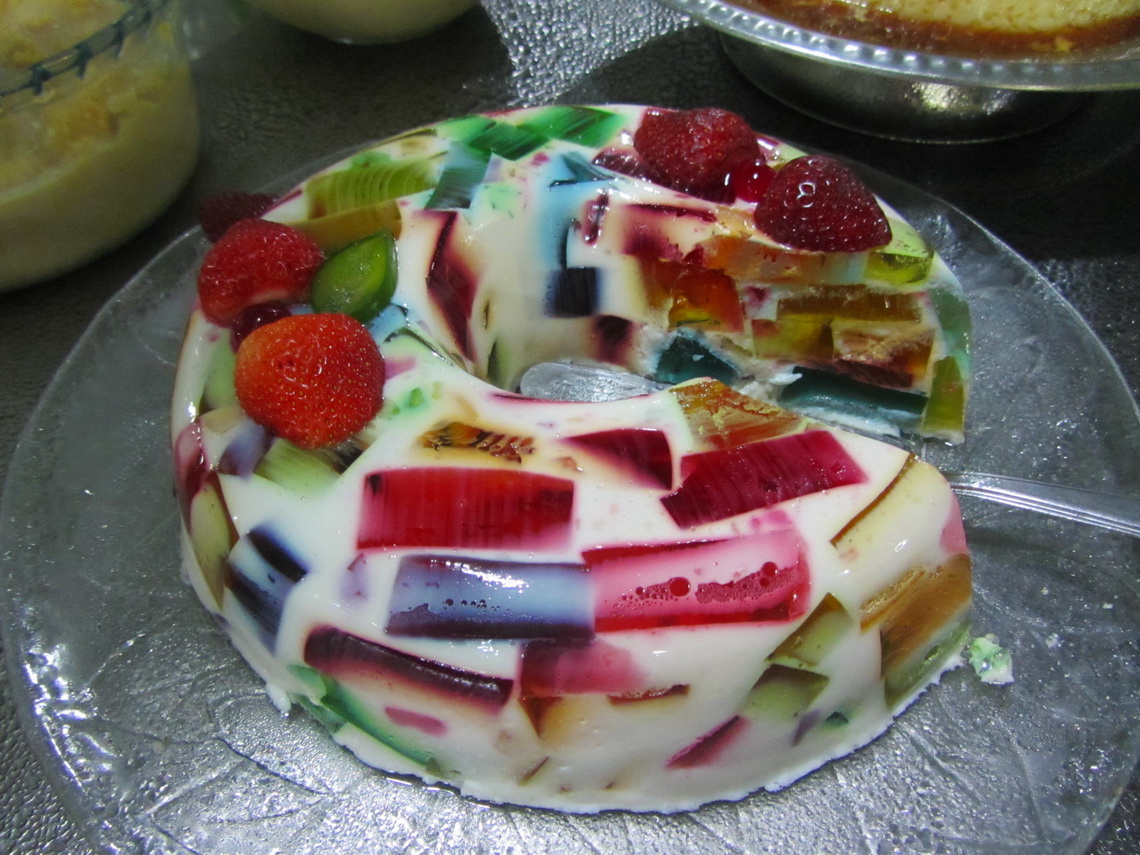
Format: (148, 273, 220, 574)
(174, 320, 967, 813)
(179, 527, 962, 813)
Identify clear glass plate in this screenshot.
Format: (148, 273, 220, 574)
(2, 163, 1140, 854)
(656, 0, 1140, 90)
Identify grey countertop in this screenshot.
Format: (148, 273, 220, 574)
(1, 0, 1138, 851)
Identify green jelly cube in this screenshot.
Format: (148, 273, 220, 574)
(441, 115, 548, 160)
(290, 664, 436, 767)
(743, 664, 829, 720)
(884, 619, 971, 709)
(290, 663, 332, 696)
(928, 284, 971, 369)
(426, 143, 491, 210)
(778, 367, 927, 432)
(519, 105, 625, 148)
(866, 219, 934, 286)
(920, 356, 966, 440)
(200, 339, 238, 414)
(306, 157, 440, 217)
(436, 115, 496, 142)
(254, 439, 343, 494)
(769, 594, 854, 668)
(653, 332, 739, 386)
(188, 476, 237, 608)
(310, 230, 398, 324)
(296, 695, 349, 735)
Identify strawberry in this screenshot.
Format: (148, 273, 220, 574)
(633, 107, 760, 201)
(197, 219, 324, 325)
(234, 313, 384, 449)
(753, 155, 891, 252)
(198, 192, 279, 242)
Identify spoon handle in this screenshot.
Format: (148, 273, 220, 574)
(944, 471, 1140, 539)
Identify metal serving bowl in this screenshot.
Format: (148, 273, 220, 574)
(654, 0, 1140, 141)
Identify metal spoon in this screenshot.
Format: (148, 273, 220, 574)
(938, 471, 1140, 539)
(519, 362, 1140, 539)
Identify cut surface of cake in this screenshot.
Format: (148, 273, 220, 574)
(172, 104, 972, 813)
(734, 0, 1140, 55)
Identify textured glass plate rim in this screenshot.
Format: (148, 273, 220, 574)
(0, 146, 1138, 854)
(655, 0, 1140, 90)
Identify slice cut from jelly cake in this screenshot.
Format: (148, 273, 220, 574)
(172, 104, 972, 812)
(264, 103, 970, 443)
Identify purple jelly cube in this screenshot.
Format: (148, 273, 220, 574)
(304, 625, 513, 711)
(227, 527, 309, 646)
(546, 267, 599, 317)
(386, 554, 593, 640)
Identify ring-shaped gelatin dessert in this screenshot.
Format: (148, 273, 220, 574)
(172, 104, 972, 812)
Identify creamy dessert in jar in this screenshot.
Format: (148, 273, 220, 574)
(0, 0, 199, 291)
(733, 0, 1140, 55)
(173, 104, 973, 812)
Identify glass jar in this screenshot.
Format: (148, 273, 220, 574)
(0, 0, 200, 291)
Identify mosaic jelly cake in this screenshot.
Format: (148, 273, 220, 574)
(172, 104, 972, 812)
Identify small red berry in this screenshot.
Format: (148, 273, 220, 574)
(197, 219, 324, 325)
(753, 155, 891, 252)
(230, 301, 292, 349)
(633, 108, 760, 201)
(198, 192, 279, 242)
(592, 148, 656, 183)
(234, 313, 384, 449)
(730, 157, 776, 203)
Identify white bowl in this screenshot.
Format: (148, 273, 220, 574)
(244, 0, 479, 43)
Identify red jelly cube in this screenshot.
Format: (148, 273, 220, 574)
(424, 211, 478, 360)
(519, 639, 645, 698)
(661, 430, 865, 528)
(173, 421, 208, 525)
(358, 467, 575, 550)
(564, 427, 673, 489)
(585, 519, 808, 631)
(667, 715, 749, 769)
